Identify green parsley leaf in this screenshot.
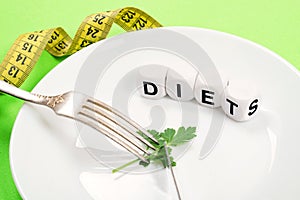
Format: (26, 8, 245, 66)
(112, 126, 197, 173)
(161, 128, 176, 144)
(169, 126, 197, 146)
(147, 130, 160, 140)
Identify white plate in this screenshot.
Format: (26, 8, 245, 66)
(10, 27, 300, 200)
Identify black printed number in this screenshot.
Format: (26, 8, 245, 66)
(93, 14, 106, 25)
(54, 41, 68, 52)
(121, 10, 136, 23)
(48, 31, 60, 44)
(8, 66, 20, 78)
(133, 18, 147, 30)
(80, 40, 92, 47)
(22, 43, 33, 52)
(15, 54, 27, 65)
(28, 34, 39, 42)
(86, 27, 100, 38)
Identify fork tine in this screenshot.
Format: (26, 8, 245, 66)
(79, 110, 150, 155)
(82, 103, 156, 150)
(87, 98, 159, 144)
(77, 110, 149, 163)
(78, 108, 150, 155)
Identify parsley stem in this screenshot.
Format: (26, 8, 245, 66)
(112, 127, 196, 174)
(112, 158, 139, 173)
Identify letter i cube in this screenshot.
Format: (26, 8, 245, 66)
(166, 69, 197, 101)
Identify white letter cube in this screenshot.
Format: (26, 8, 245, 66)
(136, 65, 168, 99)
(166, 69, 197, 101)
(194, 72, 229, 108)
(221, 80, 260, 122)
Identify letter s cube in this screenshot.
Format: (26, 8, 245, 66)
(221, 80, 260, 122)
(136, 65, 168, 99)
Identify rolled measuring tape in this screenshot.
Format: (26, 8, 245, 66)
(0, 7, 162, 87)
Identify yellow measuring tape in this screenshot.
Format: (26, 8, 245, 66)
(0, 7, 162, 87)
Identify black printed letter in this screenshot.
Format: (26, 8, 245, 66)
(143, 81, 158, 95)
(226, 98, 238, 115)
(202, 90, 215, 105)
(248, 99, 258, 116)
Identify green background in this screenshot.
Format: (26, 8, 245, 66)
(0, 0, 300, 199)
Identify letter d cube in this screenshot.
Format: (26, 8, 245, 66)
(136, 65, 168, 99)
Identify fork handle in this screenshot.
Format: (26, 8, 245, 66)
(0, 80, 44, 104)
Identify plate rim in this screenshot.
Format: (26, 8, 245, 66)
(9, 26, 300, 199)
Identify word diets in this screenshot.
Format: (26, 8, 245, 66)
(136, 65, 260, 122)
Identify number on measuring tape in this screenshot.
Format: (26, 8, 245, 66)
(0, 7, 162, 87)
(15, 54, 27, 65)
(28, 34, 39, 42)
(8, 66, 20, 78)
(48, 31, 60, 44)
(133, 17, 148, 30)
(86, 27, 100, 38)
(121, 10, 136, 23)
(54, 41, 68, 51)
(80, 39, 92, 48)
(22, 43, 33, 52)
(93, 14, 106, 25)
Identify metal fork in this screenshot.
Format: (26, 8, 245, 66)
(0, 80, 158, 162)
